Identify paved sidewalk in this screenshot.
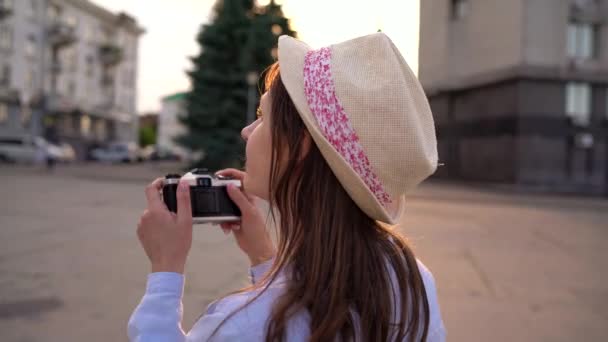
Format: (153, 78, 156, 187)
(0, 164, 606, 341)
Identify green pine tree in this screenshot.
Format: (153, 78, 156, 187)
(176, 0, 295, 170)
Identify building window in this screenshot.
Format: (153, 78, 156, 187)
(0, 26, 12, 51)
(25, 35, 36, 58)
(0, 103, 8, 124)
(0, 65, 9, 86)
(64, 15, 77, 29)
(451, 0, 469, 20)
(0, 0, 13, 12)
(28, 0, 37, 19)
(47, 3, 60, 22)
(24, 69, 35, 94)
(566, 82, 591, 126)
(567, 22, 598, 59)
(81, 115, 91, 136)
(68, 80, 76, 96)
(606, 89, 608, 120)
(86, 55, 94, 77)
(95, 120, 106, 140)
(21, 105, 31, 127)
(63, 47, 78, 72)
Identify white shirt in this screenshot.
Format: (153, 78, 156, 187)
(128, 258, 446, 341)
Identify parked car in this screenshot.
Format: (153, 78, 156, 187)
(57, 142, 76, 163)
(137, 145, 156, 162)
(90, 142, 139, 163)
(0, 136, 64, 164)
(150, 146, 183, 161)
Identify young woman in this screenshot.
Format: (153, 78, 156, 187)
(128, 33, 446, 341)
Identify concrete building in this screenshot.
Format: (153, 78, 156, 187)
(0, 0, 144, 159)
(419, 0, 608, 196)
(157, 92, 189, 160)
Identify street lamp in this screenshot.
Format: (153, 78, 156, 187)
(246, 71, 259, 124)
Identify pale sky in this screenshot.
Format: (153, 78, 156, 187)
(93, 0, 420, 113)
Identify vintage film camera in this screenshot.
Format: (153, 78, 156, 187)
(162, 169, 241, 224)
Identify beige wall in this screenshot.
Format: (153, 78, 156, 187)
(420, 0, 525, 91)
(523, 0, 608, 71)
(420, 0, 608, 92)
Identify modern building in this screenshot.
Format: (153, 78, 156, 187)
(0, 0, 144, 159)
(419, 0, 608, 195)
(157, 92, 190, 160)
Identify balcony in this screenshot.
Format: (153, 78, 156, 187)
(0, 86, 18, 102)
(0, 1, 13, 20)
(98, 44, 123, 67)
(46, 94, 75, 113)
(101, 74, 115, 87)
(47, 21, 77, 49)
(570, 0, 607, 23)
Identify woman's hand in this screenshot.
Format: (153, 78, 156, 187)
(216, 168, 276, 266)
(137, 178, 193, 274)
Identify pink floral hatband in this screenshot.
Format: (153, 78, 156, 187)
(303, 47, 392, 206)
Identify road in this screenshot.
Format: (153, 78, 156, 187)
(0, 163, 606, 341)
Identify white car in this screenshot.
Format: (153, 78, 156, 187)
(0, 136, 64, 164)
(90, 142, 138, 163)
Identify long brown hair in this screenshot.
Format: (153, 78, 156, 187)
(213, 63, 430, 341)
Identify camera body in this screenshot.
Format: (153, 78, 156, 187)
(162, 169, 241, 224)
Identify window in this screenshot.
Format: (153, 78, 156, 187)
(0, 103, 8, 124)
(566, 82, 592, 126)
(25, 69, 35, 92)
(81, 115, 91, 136)
(68, 80, 76, 96)
(63, 47, 78, 72)
(28, 0, 37, 18)
(567, 22, 598, 59)
(0, 26, 12, 50)
(0, 0, 13, 11)
(451, 0, 469, 20)
(606, 89, 608, 120)
(0, 65, 9, 86)
(47, 3, 60, 22)
(86, 55, 94, 77)
(64, 15, 77, 29)
(25, 34, 36, 58)
(21, 105, 31, 127)
(62, 116, 72, 135)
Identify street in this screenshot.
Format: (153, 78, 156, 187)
(0, 163, 607, 341)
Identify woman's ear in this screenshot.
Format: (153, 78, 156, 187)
(298, 131, 312, 162)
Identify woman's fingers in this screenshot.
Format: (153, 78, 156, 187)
(176, 179, 192, 226)
(215, 168, 246, 180)
(144, 178, 165, 211)
(226, 184, 255, 214)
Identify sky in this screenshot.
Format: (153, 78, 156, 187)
(93, 0, 420, 114)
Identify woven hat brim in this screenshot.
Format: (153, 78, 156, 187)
(277, 35, 405, 224)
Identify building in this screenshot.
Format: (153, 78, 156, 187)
(0, 0, 144, 159)
(419, 0, 608, 195)
(157, 92, 190, 160)
(139, 112, 158, 133)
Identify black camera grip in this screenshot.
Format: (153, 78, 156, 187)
(162, 183, 179, 213)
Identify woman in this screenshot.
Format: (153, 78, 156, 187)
(128, 33, 446, 341)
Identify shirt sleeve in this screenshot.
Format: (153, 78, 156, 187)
(127, 265, 268, 342)
(127, 272, 187, 342)
(416, 261, 447, 342)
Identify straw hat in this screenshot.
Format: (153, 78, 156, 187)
(277, 33, 438, 224)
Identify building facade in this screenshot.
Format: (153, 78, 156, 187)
(0, 0, 144, 159)
(157, 92, 190, 160)
(419, 0, 608, 195)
